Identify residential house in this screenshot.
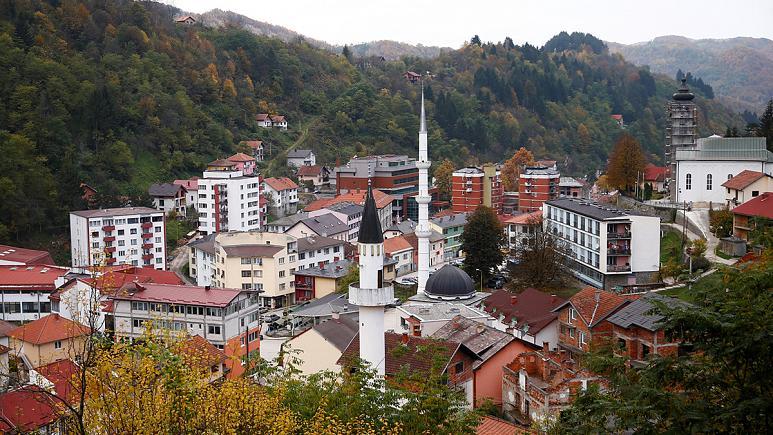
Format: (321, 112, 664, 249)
(241, 140, 264, 161)
(730, 192, 773, 242)
(294, 259, 352, 302)
(403, 71, 421, 83)
(476, 416, 524, 435)
(271, 115, 288, 130)
(606, 293, 686, 366)
(396, 303, 490, 337)
(227, 152, 257, 176)
(383, 219, 417, 239)
(642, 164, 667, 193)
(502, 210, 542, 252)
(383, 236, 414, 276)
(482, 288, 565, 349)
(297, 165, 331, 188)
(0, 386, 68, 433)
(265, 212, 308, 233)
(286, 214, 349, 242)
(291, 293, 359, 326)
(432, 316, 540, 408)
(175, 15, 196, 24)
(0, 265, 69, 322)
(610, 114, 624, 128)
(256, 113, 273, 128)
(0, 320, 15, 384)
(305, 188, 394, 231)
(502, 344, 603, 425)
(308, 202, 363, 243)
(178, 335, 227, 382)
(559, 177, 588, 199)
(552, 287, 629, 356)
(403, 230, 446, 271)
(287, 149, 316, 167)
(722, 170, 772, 208)
(282, 313, 358, 377)
(174, 177, 199, 213)
(296, 235, 346, 271)
(8, 314, 91, 367)
(452, 165, 504, 214)
(0, 245, 55, 266)
(430, 212, 468, 262)
(148, 183, 188, 216)
(197, 160, 262, 234)
(70, 207, 167, 269)
(262, 177, 299, 217)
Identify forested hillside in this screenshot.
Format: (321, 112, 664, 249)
(0, 2, 741, 258)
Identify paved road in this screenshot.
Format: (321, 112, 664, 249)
(685, 209, 736, 266)
(169, 246, 194, 284)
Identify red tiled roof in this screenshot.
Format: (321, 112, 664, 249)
(111, 283, 243, 307)
(483, 288, 565, 334)
(8, 314, 91, 345)
(173, 177, 199, 191)
(501, 210, 542, 225)
(338, 333, 459, 376)
(255, 114, 270, 121)
(477, 415, 531, 435)
(178, 335, 226, 368)
(383, 236, 413, 255)
(227, 152, 256, 163)
(263, 177, 298, 191)
(404, 71, 421, 77)
(305, 189, 393, 211)
(297, 165, 323, 177)
(243, 140, 263, 149)
(208, 158, 237, 168)
(721, 170, 768, 190)
(270, 115, 286, 123)
(554, 287, 629, 327)
(0, 245, 55, 265)
(0, 320, 16, 337)
(610, 114, 623, 120)
(732, 192, 773, 219)
(0, 386, 64, 432)
(643, 164, 666, 182)
(0, 265, 68, 291)
(34, 359, 80, 404)
(79, 267, 184, 295)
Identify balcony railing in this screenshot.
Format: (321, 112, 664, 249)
(103, 236, 116, 242)
(607, 248, 631, 256)
(142, 243, 153, 249)
(104, 247, 116, 253)
(106, 258, 117, 264)
(607, 232, 631, 239)
(607, 264, 631, 272)
(141, 222, 153, 229)
(102, 225, 115, 232)
(141, 233, 153, 239)
(142, 254, 154, 261)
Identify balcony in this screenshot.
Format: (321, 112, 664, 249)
(103, 236, 116, 242)
(102, 225, 115, 232)
(607, 264, 631, 272)
(141, 232, 153, 239)
(142, 243, 153, 249)
(106, 257, 117, 264)
(607, 232, 631, 240)
(607, 248, 631, 256)
(141, 222, 153, 229)
(142, 254, 154, 261)
(104, 247, 116, 253)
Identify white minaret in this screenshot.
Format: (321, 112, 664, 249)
(415, 83, 432, 295)
(348, 182, 393, 376)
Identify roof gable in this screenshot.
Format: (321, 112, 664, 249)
(8, 314, 91, 344)
(482, 288, 565, 333)
(722, 170, 769, 190)
(554, 287, 629, 327)
(732, 192, 773, 219)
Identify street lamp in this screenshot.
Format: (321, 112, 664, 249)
(475, 268, 483, 290)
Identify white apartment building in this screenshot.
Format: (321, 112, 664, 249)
(70, 207, 166, 269)
(262, 177, 299, 218)
(0, 265, 69, 322)
(188, 234, 216, 287)
(111, 282, 261, 349)
(308, 202, 363, 243)
(544, 198, 660, 290)
(197, 160, 262, 235)
(296, 236, 346, 271)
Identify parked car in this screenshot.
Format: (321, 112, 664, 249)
(263, 314, 280, 324)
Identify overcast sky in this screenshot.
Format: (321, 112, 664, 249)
(167, 0, 773, 47)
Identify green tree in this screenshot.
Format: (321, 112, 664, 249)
(461, 206, 505, 283)
(342, 44, 352, 63)
(470, 35, 482, 46)
(606, 133, 645, 193)
(433, 159, 455, 200)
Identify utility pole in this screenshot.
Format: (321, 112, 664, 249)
(681, 200, 688, 249)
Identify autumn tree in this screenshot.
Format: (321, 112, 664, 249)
(433, 159, 455, 200)
(507, 215, 571, 290)
(606, 133, 645, 193)
(461, 206, 505, 283)
(500, 147, 535, 191)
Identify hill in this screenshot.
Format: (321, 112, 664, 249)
(608, 36, 773, 112)
(0, 4, 741, 259)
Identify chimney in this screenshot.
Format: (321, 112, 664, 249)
(510, 295, 517, 305)
(476, 324, 486, 335)
(542, 341, 550, 354)
(594, 289, 601, 303)
(331, 311, 340, 320)
(401, 332, 409, 345)
(205, 285, 211, 291)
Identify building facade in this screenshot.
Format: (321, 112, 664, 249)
(451, 164, 503, 214)
(287, 149, 315, 167)
(429, 212, 468, 262)
(335, 154, 418, 218)
(148, 183, 188, 216)
(518, 166, 560, 213)
(553, 287, 629, 356)
(197, 160, 262, 235)
(0, 266, 69, 323)
(308, 203, 363, 243)
(70, 207, 166, 270)
(722, 170, 773, 208)
(296, 235, 347, 271)
(262, 177, 299, 218)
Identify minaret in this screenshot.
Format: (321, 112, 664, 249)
(415, 83, 432, 295)
(348, 181, 393, 376)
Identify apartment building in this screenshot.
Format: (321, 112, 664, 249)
(518, 166, 560, 213)
(197, 159, 262, 235)
(335, 154, 418, 218)
(0, 265, 69, 322)
(429, 212, 468, 262)
(296, 236, 346, 271)
(451, 164, 503, 214)
(213, 231, 298, 308)
(262, 177, 299, 218)
(188, 234, 217, 287)
(305, 189, 394, 231)
(227, 152, 257, 176)
(148, 183, 187, 216)
(285, 214, 349, 242)
(543, 198, 660, 290)
(70, 207, 166, 269)
(308, 202, 363, 243)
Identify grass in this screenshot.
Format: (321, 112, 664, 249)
(714, 246, 735, 260)
(659, 271, 724, 303)
(661, 229, 684, 264)
(130, 149, 164, 191)
(394, 283, 417, 302)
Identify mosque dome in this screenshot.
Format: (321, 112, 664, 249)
(673, 79, 695, 101)
(425, 265, 476, 300)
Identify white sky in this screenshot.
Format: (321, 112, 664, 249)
(167, 0, 773, 47)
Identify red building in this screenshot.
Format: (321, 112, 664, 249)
(451, 164, 503, 214)
(335, 154, 418, 218)
(552, 287, 629, 357)
(518, 166, 560, 213)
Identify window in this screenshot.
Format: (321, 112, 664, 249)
(242, 270, 251, 277)
(579, 331, 587, 346)
(207, 325, 222, 335)
(617, 338, 626, 351)
(54, 340, 62, 349)
(685, 173, 692, 190)
(454, 361, 464, 374)
(131, 239, 137, 246)
(118, 240, 125, 247)
(752, 191, 760, 197)
(155, 226, 161, 232)
(706, 174, 712, 190)
(728, 174, 733, 180)
(279, 257, 285, 265)
(641, 344, 651, 359)
(279, 270, 285, 278)
(130, 228, 137, 235)
(568, 308, 576, 324)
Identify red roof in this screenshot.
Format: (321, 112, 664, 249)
(0, 386, 64, 432)
(404, 71, 421, 77)
(263, 177, 298, 192)
(501, 210, 542, 225)
(610, 114, 623, 120)
(270, 115, 286, 123)
(383, 236, 413, 255)
(0, 319, 16, 337)
(256, 113, 270, 121)
(0, 245, 55, 265)
(338, 332, 460, 376)
(112, 283, 243, 307)
(732, 192, 773, 219)
(554, 287, 629, 327)
(34, 359, 80, 404)
(483, 288, 565, 334)
(79, 267, 184, 295)
(8, 314, 91, 345)
(297, 165, 324, 177)
(173, 177, 199, 191)
(305, 189, 393, 211)
(722, 170, 768, 190)
(227, 152, 256, 163)
(243, 140, 263, 149)
(0, 265, 68, 291)
(477, 415, 530, 435)
(643, 163, 666, 182)
(178, 335, 226, 369)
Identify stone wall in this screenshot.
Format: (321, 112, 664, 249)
(616, 195, 676, 223)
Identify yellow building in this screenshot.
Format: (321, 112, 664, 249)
(282, 314, 358, 376)
(7, 314, 91, 368)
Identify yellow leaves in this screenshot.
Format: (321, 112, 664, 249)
(223, 79, 237, 98)
(206, 63, 219, 84)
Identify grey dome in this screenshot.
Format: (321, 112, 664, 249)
(425, 265, 475, 300)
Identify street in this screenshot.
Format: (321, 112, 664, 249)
(168, 245, 194, 284)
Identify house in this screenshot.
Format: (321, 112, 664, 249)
(241, 140, 264, 161)
(287, 149, 315, 167)
(297, 165, 331, 188)
(432, 316, 540, 408)
(722, 170, 772, 208)
(610, 114, 624, 128)
(0, 245, 55, 266)
(396, 303, 490, 337)
(476, 416, 525, 435)
(552, 287, 629, 356)
(730, 192, 773, 242)
(255, 113, 273, 128)
(174, 177, 199, 213)
(402, 230, 446, 271)
(430, 212, 468, 262)
(290, 292, 359, 325)
(403, 71, 421, 83)
(0, 386, 68, 433)
(286, 214, 349, 242)
(294, 259, 352, 302)
(282, 313, 358, 376)
(31, 358, 80, 405)
(8, 314, 91, 367)
(383, 236, 414, 276)
(0, 265, 69, 322)
(383, 219, 417, 239)
(642, 164, 667, 193)
(178, 335, 227, 382)
(265, 212, 308, 234)
(305, 189, 394, 231)
(80, 182, 98, 205)
(148, 183, 188, 216)
(262, 177, 299, 218)
(270, 115, 288, 130)
(559, 177, 588, 199)
(296, 235, 347, 270)
(502, 210, 542, 252)
(188, 234, 217, 287)
(502, 344, 603, 425)
(0, 320, 15, 386)
(606, 293, 687, 366)
(227, 152, 257, 176)
(175, 15, 196, 24)
(308, 202, 363, 243)
(482, 288, 565, 349)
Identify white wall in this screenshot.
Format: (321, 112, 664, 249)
(70, 214, 89, 268)
(676, 160, 771, 205)
(629, 215, 661, 273)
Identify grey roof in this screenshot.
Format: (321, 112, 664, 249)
(675, 136, 772, 162)
(295, 259, 353, 279)
(70, 207, 161, 218)
(430, 213, 468, 229)
(188, 233, 216, 255)
(606, 293, 687, 332)
(426, 265, 475, 299)
(148, 183, 183, 197)
(386, 219, 417, 235)
(325, 202, 363, 217)
(431, 316, 515, 368)
(297, 235, 344, 253)
(287, 149, 313, 159)
(221, 244, 283, 258)
(559, 177, 584, 187)
(268, 213, 308, 228)
(292, 293, 359, 318)
(399, 302, 488, 322)
(296, 214, 348, 237)
(523, 166, 560, 176)
(429, 230, 445, 243)
(311, 316, 359, 352)
(454, 167, 484, 175)
(358, 185, 384, 243)
(546, 198, 643, 221)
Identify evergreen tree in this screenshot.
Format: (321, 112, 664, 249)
(461, 206, 505, 284)
(342, 44, 352, 63)
(470, 35, 482, 46)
